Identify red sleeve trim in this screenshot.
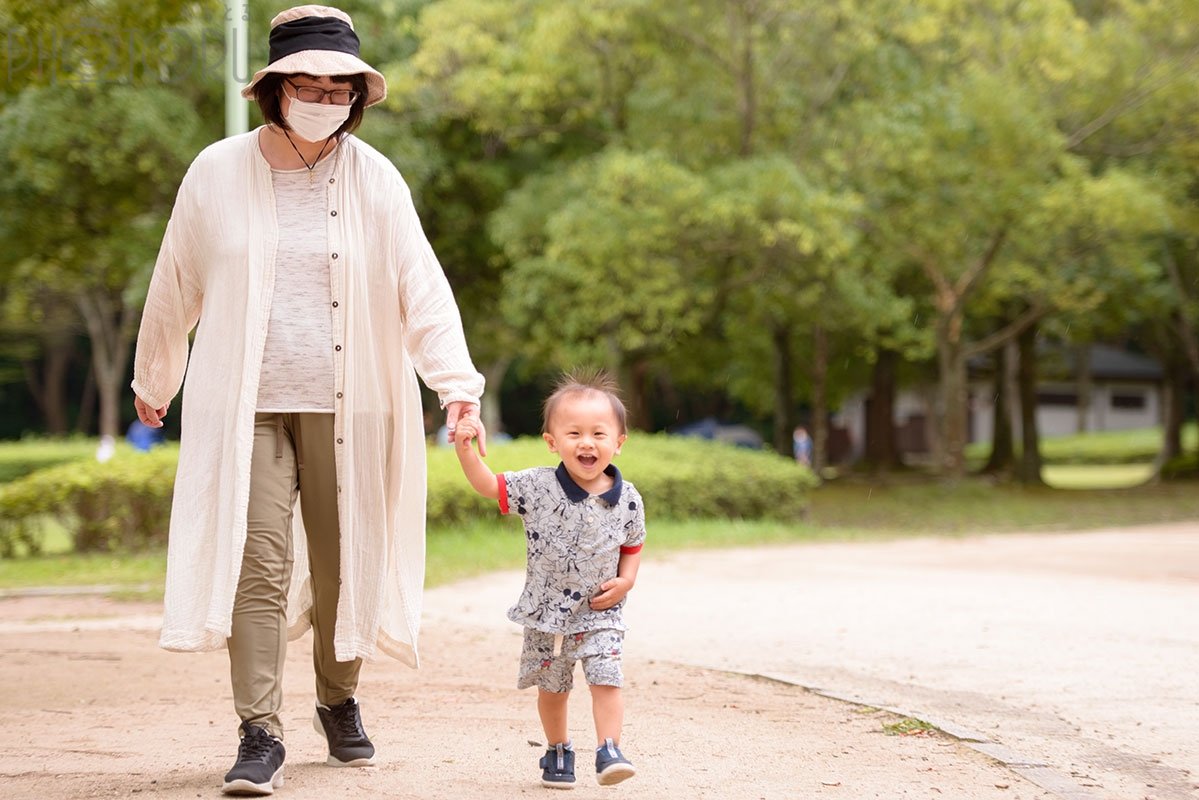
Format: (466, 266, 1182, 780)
(620, 543, 643, 555)
(497, 473, 509, 515)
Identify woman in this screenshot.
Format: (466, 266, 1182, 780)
(130, 5, 485, 795)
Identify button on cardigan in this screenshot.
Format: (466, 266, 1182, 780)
(131, 129, 484, 667)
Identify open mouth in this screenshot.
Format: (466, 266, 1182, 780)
(578, 454, 598, 468)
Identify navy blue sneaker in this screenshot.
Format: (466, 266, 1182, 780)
(595, 738, 635, 786)
(539, 741, 576, 789)
(222, 722, 285, 796)
(314, 697, 376, 767)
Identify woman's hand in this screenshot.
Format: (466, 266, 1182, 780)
(446, 401, 485, 456)
(134, 395, 170, 428)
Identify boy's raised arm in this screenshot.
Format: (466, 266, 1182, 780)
(454, 418, 501, 500)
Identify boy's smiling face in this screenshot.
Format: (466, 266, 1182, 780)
(543, 391, 627, 493)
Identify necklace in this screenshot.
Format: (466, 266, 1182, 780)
(282, 129, 335, 185)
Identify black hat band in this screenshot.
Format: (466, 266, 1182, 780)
(268, 16, 361, 65)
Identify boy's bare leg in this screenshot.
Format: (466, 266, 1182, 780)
(589, 685, 624, 747)
(538, 689, 570, 745)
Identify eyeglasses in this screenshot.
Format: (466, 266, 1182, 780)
(284, 79, 359, 106)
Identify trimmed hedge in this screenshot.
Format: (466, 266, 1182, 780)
(0, 437, 99, 484)
(0, 446, 178, 556)
(427, 433, 818, 525)
(0, 434, 816, 556)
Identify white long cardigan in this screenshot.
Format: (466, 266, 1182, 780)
(131, 129, 484, 667)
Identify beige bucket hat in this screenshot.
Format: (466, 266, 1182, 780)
(240, 5, 387, 107)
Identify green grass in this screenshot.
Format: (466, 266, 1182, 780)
(807, 479, 1199, 534)
(0, 551, 166, 590)
(966, 423, 1198, 466)
(426, 518, 527, 586)
(882, 717, 937, 736)
(1042, 463, 1155, 489)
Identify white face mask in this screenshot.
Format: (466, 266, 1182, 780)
(283, 94, 351, 142)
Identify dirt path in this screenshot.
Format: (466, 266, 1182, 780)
(0, 593, 1044, 799)
(427, 522, 1199, 800)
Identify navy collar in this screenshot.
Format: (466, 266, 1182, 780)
(555, 462, 623, 506)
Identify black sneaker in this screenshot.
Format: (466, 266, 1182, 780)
(595, 738, 635, 786)
(539, 741, 576, 789)
(222, 722, 285, 796)
(314, 697, 376, 766)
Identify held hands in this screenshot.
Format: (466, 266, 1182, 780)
(454, 415, 500, 500)
(454, 416, 487, 458)
(447, 402, 485, 457)
(590, 577, 633, 610)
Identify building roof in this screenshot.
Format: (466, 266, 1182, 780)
(970, 342, 1164, 382)
(1049, 343, 1164, 382)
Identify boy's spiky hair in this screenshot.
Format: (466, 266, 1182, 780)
(541, 368, 628, 434)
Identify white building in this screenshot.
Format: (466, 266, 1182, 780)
(838, 344, 1164, 461)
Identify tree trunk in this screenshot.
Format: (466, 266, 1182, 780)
(810, 325, 829, 472)
(730, 1, 757, 157)
(76, 359, 97, 435)
(22, 333, 74, 435)
(1074, 344, 1092, 434)
(1157, 356, 1186, 469)
(936, 323, 969, 479)
(622, 358, 651, 432)
(75, 288, 137, 440)
(864, 348, 900, 468)
(480, 357, 511, 438)
(982, 341, 1014, 475)
(770, 322, 794, 457)
(1015, 322, 1044, 485)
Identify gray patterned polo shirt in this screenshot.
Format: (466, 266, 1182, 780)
(499, 463, 646, 634)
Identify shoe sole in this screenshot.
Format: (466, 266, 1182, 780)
(540, 778, 576, 789)
(221, 766, 284, 796)
(597, 763, 636, 786)
(313, 711, 376, 767)
(326, 754, 376, 767)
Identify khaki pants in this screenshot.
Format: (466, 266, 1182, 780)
(228, 412, 361, 738)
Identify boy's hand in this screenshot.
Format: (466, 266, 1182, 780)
(455, 416, 488, 458)
(590, 577, 633, 610)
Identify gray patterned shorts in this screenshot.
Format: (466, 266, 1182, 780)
(517, 628, 624, 692)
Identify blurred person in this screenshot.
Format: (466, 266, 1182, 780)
(793, 425, 813, 467)
(126, 418, 166, 452)
(129, 5, 483, 795)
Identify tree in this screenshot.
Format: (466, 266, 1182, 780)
(491, 149, 715, 428)
(0, 85, 206, 438)
(849, 0, 1177, 478)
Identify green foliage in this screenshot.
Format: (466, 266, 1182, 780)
(431, 433, 817, 525)
(493, 150, 714, 370)
(0, 437, 96, 484)
(0, 436, 814, 558)
(0, 446, 177, 556)
(2, 0, 1198, 475)
(8, 474, 1199, 594)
